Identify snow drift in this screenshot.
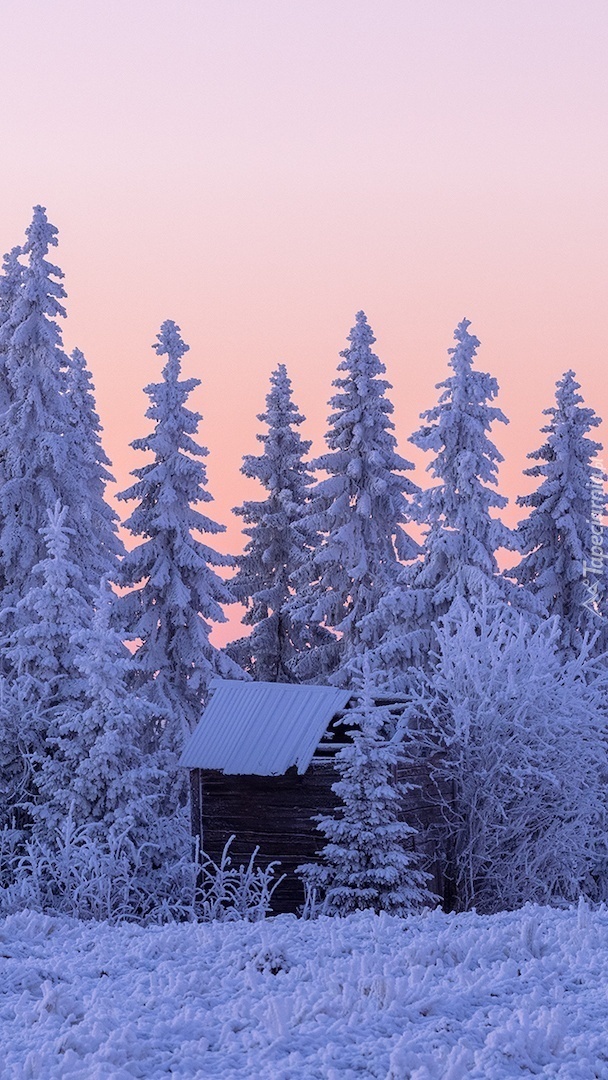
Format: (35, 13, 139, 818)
(1, 902, 607, 1078)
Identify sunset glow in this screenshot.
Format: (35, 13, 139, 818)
(2, 1, 607, 643)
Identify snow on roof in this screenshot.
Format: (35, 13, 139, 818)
(179, 679, 353, 776)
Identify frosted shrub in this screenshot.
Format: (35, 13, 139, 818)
(0, 819, 283, 925)
(197, 836, 285, 922)
(0, 817, 179, 924)
(406, 597, 608, 913)
(0, 826, 24, 892)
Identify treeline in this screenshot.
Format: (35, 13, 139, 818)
(0, 205, 607, 920)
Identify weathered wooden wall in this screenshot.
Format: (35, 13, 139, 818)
(190, 757, 452, 914)
(191, 764, 340, 914)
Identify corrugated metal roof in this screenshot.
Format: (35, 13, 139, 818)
(179, 680, 353, 775)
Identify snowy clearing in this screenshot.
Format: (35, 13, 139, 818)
(2, 904, 608, 1078)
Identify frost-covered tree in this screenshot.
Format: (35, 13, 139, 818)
(0, 246, 23, 322)
(0, 207, 119, 611)
(510, 370, 608, 657)
(3, 504, 92, 829)
(0, 245, 25, 600)
(117, 320, 243, 762)
(364, 319, 527, 681)
(405, 596, 608, 912)
(0, 208, 72, 607)
(227, 363, 329, 681)
(3, 508, 168, 853)
(289, 311, 420, 682)
(64, 347, 125, 579)
(300, 664, 432, 915)
(5, 504, 89, 711)
(0, 246, 24, 414)
(36, 578, 170, 849)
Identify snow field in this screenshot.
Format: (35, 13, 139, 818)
(2, 902, 608, 1078)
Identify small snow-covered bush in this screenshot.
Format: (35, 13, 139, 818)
(0, 818, 283, 925)
(0, 817, 187, 924)
(197, 836, 285, 922)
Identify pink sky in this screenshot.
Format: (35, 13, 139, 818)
(1, 1, 607, 643)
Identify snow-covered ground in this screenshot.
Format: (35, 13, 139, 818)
(2, 903, 608, 1079)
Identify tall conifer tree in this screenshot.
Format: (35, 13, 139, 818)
(4, 504, 91, 831)
(0, 207, 120, 610)
(3, 508, 166, 847)
(227, 364, 328, 681)
(510, 370, 608, 656)
(0, 208, 71, 606)
(0, 246, 24, 322)
(38, 577, 165, 846)
(365, 319, 528, 682)
(0, 246, 24, 592)
(0, 246, 24, 414)
(64, 347, 125, 579)
(117, 320, 243, 761)
(289, 311, 420, 682)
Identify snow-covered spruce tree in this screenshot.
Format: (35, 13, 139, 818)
(36, 577, 176, 854)
(0, 245, 24, 414)
(299, 663, 433, 915)
(226, 363, 331, 681)
(3, 507, 173, 858)
(510, 370, 608, 657)
(117, 320, 244, 765)
(0, 207, 120, 612)
(64, 347, 125, 579)
(289, 311, 420, 682)
(2, 503, 92, 833)
(0, 245, 24, 601)
(0, 246, 24, 323)
(364, 318, 529, 683)
(405, 595, 608, 913)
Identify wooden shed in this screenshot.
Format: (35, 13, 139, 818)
(180, 679, 447, 914)
(179, 679, 352, 913)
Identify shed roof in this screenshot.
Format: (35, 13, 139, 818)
(179, 680, 353, 776)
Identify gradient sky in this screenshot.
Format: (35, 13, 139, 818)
(1, 1, 607, 642)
